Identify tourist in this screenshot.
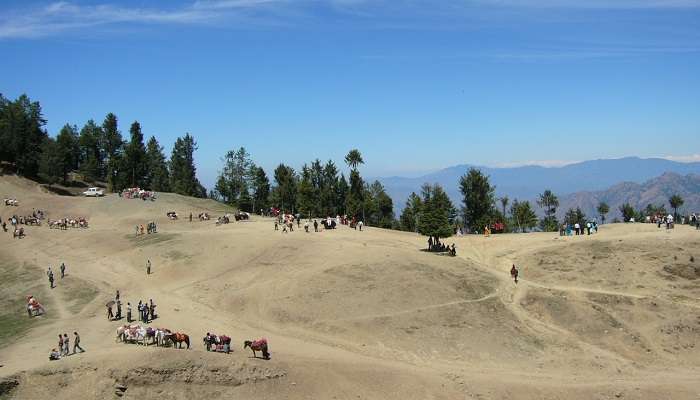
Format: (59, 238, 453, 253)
(358, 220, 363, 231)
(58, 334, 63, 354)
(60, 263, 66, 278)
(63, 333, 70, 356)
(107, 304, 114, 320)
(146, 259, 151, 275)
(127, 302, 132, 323)
(510, 264, 519, 284)
(48, 271, 54, 289)
(115, 299, 122, 320)
(49, 348, 61, 361)
(73, 332, 84, 354)
(314, 219, 318, 232)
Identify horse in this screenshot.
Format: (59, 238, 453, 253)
(169, 332, 190, 349)
(243, 338, 270, 359)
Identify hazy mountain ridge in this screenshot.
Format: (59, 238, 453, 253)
(377, 157, 700, 214)
(557, 172, 700, 221)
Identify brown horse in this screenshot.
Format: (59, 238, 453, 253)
(169, 332, 190, 349)
(244, 339, 270, 359)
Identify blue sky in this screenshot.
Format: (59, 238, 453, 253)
(1, 0, 699, 188)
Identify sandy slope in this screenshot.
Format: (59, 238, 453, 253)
(0, 176, 699, 399)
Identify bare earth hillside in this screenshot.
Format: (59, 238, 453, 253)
(1, 176, 699, 399)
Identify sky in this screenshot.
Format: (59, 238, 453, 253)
(1, 0, 699, 188)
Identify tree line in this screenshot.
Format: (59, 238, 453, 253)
(0, 93, 205, 197)
(211, 148, 396, 228)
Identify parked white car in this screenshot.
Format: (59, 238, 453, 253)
(83, 187, 104, 197)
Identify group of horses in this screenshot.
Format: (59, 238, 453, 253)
(116, 325, 190, 349)
(48, 217, 88, 230)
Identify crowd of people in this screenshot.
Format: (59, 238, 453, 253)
(134, 221, 157, 236)
(427, 236, 456, 256)
(559, 221, 598, 236)
(49, 332, 84, 360)
(120, 187, 156, 201)
(106, 291, 158, 324)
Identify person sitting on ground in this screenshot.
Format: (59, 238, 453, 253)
(49, 348, 61, 361)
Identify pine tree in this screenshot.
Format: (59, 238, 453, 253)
(346, 169, 364, 219)
(400, 192, 422, 232)
(459, 168, 496, 232)
(169, 133, 204, 197)
(145, 136, 170, 192)
(38, 137, 63, 186)
(297, 165, 316, 217)
(537, 189, 559, 232)
(123, 121, 148, 187)
(272, 164, 297, 213)
(0, 94, 48, 177)
(417, 184, 454, 240)
(250, 166, 270, 214)
(78, 120, 104, 182)
(102, 113, 124, 191)
(56, 124, 80, 184)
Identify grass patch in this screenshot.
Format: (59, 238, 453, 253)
(0, 262, 54, 347)
(164, 250, 192, 262)
(61, 278, 99, 314)
(125, 232, 179, 247)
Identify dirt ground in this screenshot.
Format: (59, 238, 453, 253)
(1, 175, 699, 399)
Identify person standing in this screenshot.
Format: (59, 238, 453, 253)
(58, 334, 64, 354)
(126, 302, 132, 323)
(358, 220, 363, 231)
(146, 259, 151, 275)
(107, 304, 114, 320)
(73, 332, 85, 354)
(189, 212, 193, 222)
(313, 219, 318, 232)
(115, 290, 120, 302)
(63, 333, 70, 356)
(48, 271, 54, 289)
(115, 299, 122, 320)
(60, 263, 66, 279)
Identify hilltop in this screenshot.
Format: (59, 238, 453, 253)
(0, 176, 699, 399)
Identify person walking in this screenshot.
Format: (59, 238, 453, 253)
(48, 272, 54, 289)
(358, 220, 363, 231)
(73, 332, 85, 354)
(107, 304, 114, 320)
(115, 299, 122, 320)
(510, 264, 519, 284)
(60, 263, 65, 279)
(146, 259, 151, 275)
(126, 302, 132, 323)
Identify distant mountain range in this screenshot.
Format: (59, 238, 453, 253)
(557, 172, 700, 221)
(376, 157, 700, 215)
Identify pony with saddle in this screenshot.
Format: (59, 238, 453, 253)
(244, 338, 270, 359)
(168, 332, 190, 349)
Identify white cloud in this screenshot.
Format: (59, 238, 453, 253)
(476, 0, 700, 8)
(663, 154, 700, 163)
